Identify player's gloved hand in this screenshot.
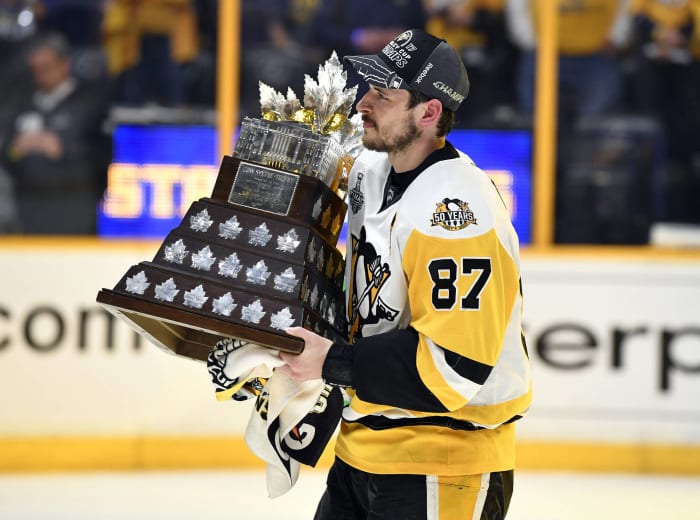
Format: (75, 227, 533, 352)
(207, 337, 265, 401)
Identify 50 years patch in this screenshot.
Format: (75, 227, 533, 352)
(431, 198, 477, 231)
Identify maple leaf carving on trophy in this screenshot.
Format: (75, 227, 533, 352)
(257, 51, 364, 162)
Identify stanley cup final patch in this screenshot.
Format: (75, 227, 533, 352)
(349, 172, 365, 214)
(431, 197, 477, 231)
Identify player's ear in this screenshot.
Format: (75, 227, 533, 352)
(419, 99, 442, 129)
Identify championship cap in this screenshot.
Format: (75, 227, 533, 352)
(344, 29, 470, 111)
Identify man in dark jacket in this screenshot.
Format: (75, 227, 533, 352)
(1, 32, 110, 234)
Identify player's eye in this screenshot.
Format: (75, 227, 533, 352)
(371, 87, 388, 100)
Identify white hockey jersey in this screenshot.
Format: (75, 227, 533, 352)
(335, 145, 532, 476)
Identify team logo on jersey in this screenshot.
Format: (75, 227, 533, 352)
(347, 227, 399, 343)
(349, 171, 365, 214)
(431, 198, 477, 231)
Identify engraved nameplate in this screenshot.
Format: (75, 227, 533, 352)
(228, 162, 299, 215)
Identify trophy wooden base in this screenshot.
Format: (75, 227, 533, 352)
(97, 289, 304, 361)
(95, 155, 348, 363)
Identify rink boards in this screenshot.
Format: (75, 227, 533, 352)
(0, 239, 699, 474)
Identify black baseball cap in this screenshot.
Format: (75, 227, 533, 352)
(344, 29, 470, 111)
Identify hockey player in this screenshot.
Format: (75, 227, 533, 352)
(279, 28, 531, 519)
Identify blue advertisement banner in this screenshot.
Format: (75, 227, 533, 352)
(98, 125, 532, 243)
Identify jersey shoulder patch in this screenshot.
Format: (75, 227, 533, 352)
(399, 158, 494, 237)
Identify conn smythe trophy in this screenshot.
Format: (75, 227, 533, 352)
(97, 53, 363, 361)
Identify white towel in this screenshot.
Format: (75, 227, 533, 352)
(245, 372, 326, 497)
(214, 341, 286, 400)
(208, 340, 337, 498)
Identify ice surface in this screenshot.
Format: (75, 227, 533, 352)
(0, 470, 699, 520)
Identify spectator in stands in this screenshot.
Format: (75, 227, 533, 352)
(505, 0, 632, 125)
(630, 1, 695, 147)
(425, 0, 519, 127)
(689, 0, 700, 222)
(102, 0, 199, 107)
(182, 0, 217, 106)
(0, 0, 38, 129)
(691, 0, 700, 75)
(691, 1, 700, 143)
(0, 1, 39, 233)
(0, 33, 110, 234)
(629, 0, 696, 222)
(630, 0, 693, 153)
(37, 0, 109, 86)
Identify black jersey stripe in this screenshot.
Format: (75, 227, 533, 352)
(353, 328, 449, 413)
(351, 413, 523, 432)
(442, 349, 493, 385)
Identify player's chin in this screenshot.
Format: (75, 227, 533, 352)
(362, 133, 381, 147)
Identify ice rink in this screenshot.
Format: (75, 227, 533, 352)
(2, 469, 700, 519)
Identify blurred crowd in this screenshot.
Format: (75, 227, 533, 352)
(0, 0, 698, 243)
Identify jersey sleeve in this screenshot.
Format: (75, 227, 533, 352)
(398, 160, 521, 412)
(403, 227, 520, 411)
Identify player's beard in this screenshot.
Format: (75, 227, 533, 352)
(362, 113, 422, 154)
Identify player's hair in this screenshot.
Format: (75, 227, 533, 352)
(406, 89, 455, 138)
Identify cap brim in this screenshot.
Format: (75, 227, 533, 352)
(343, 55, 407, 90)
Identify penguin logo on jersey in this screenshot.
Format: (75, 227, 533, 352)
(431, 198, 477, 231)
(347, 227, 399, 342)
(349, 172, 364, 214)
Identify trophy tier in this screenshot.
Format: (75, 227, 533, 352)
(97, 262, 346, 360)
(97, 154, 349, 361)
(179, 199, 345, 288)
(211, 156, 347, 247)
